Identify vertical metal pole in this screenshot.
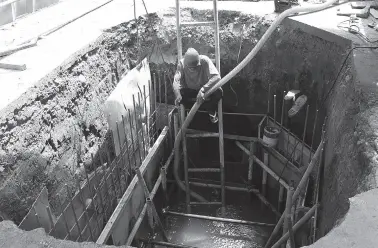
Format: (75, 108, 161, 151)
(180, 104, 190, 213)
(92, 154, 106, 218)
(83, 160, 103, 227)
(153, 74, 157, 137)
(115, 121, 122, 156)
(57, 194, 72, 240)
(143, 85, 150, 148)
(132, 96, 144, 161)
(274, 95, 277, 125)
(66, 184, 83, 241)
(137, 93, 147, 156)
(286, 128, 291, 159)
(128, 109, 141, 165)
(301, 105, 310, 165)
(286, 187, 295, 248)
(213, 0, 221, 73)
(262, 152, 268, 197)
(164, 72, 169, 128)
(248, 141, 254, 185)
(310, 109, 319, 160)
(312, 128, 325, 243)
(158, 71, 162, 104)
(281, 91, 286, 126)
(122, 115, 133, 175)
(123, 115, 138, 171)
(98, 150, 109, 191)
(75, 179, 95, 241)
(218, 99, 225, 214)
(283, 187, 294, 248)
(115, 122, 126, 190)
(98, 147, 111, 219)
(176, 0, 182, 61)
(105, 147, 120, 199)
(267, 84, 271, 114)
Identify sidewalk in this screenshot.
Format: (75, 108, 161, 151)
(0, 0, 174, 112)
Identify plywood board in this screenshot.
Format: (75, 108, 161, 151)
(18, 186, 56, 232)
(97, 127, 169, 245)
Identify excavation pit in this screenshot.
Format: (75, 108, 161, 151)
(1, 1, 378, 248)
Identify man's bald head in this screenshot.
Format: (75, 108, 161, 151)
(184, 48, 200, 67)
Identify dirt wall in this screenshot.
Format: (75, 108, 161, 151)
(0, 28, 135, 223)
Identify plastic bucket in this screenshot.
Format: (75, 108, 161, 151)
(263, 126, 281, 148)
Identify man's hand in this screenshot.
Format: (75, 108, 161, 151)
(196, 88, 205, 103)
(175, 95, 182, 106)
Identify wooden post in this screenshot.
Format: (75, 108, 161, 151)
(180, 104, 190, 213)
(218, 99, 225, 214)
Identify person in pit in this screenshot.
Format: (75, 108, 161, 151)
(172, 47, 223, 123)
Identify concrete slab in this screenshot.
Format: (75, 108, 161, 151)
(304, 188, 378, 248)
(289, 1, 378, 45)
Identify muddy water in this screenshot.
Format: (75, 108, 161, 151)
(160, 190, 276, 248)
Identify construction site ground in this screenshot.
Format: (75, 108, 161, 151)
(1, 0, 378, 247)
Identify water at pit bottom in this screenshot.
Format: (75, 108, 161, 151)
(158, 192, 277, 248)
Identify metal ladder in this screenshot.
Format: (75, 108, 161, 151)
(175, 0, 225, 213)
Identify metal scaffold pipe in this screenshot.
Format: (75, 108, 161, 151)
(264, 140, 324, 248)
(173, 0, 338, 208)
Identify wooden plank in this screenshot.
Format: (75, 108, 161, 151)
(186, 128, 257, 142)
(96, 127, 168, 245)
(236, 141, 290, 189)
(18, 187, 55, 232)
(370, 8, 378, 19)
(0, 0, 20, 8)
(181, 21, 215, 27)
(0, 62, 26, 71)
(0, 38, 38, 57)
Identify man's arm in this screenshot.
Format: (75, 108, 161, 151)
(201, 57, 221, 93)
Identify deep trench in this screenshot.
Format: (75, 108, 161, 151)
(0, 6, 360, 248)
